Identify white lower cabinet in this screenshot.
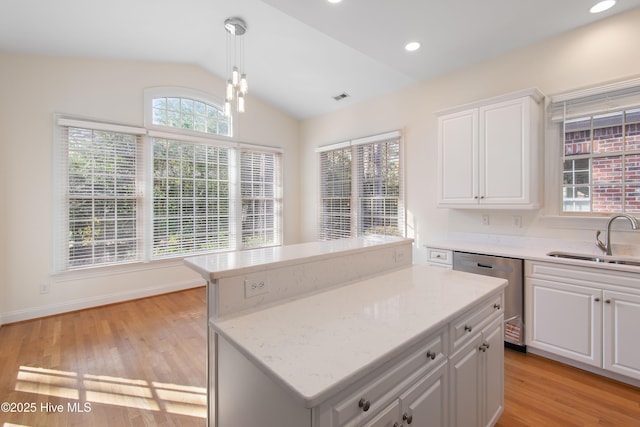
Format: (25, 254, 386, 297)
(526, 278, 602, 366)
(363, 362, 448, 427)
(449, 316, 504, 427)
(526, 261, 640, 382)
(215, 293, 505, 427)
(603, 290, 640, 379)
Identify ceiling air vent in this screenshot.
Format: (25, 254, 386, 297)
(332, 93, 350, 101)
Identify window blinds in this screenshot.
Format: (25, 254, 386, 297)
(550, 77, 640, 122)
(55, 118, 146, 270)
(317, 131, 404, 240)
(55, 115, 284, 271)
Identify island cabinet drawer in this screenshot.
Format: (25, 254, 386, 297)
(426, 248, 453, 266)
(315, 327, 448, 427)
(450, 293, 503, 354)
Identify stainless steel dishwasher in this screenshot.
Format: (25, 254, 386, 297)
(453, 251, 525, 351)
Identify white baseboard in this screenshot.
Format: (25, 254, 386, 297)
(0, 279, 205, 326)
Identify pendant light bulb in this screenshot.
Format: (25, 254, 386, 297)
(237, 93, 245, 113)
(239, 74, 248, 95)
(232, 66, 239, 86)
(226, 80, 234, 101)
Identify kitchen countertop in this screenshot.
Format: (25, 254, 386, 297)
(426, 234, 640, 274)
(211, 264, 507, 408)
(184, 235, 410, 280)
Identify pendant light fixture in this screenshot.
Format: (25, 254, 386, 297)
(224, 17, 248, 115)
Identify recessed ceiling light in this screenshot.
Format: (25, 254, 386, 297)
(590, 0, 616, 13)
(328, 0, 342, 3)
(405, 41, 421, 52)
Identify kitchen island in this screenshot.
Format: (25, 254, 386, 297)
(185, 237, 507, 427)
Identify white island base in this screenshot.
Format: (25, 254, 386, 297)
(185, 237, 507, 427)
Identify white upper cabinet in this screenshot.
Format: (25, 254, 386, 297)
(437, 88, 544, 209)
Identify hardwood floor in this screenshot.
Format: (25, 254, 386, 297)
(498, 350, 640, 427)
(1, 287, 639, 426)
(0, 287, 207, 427)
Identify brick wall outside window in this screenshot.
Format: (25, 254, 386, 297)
(563, 111, 640, 213)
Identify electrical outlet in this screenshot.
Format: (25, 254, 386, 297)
(395, 247, 407, 263)
(40, 282, 50, 294)
(512, 216, 522, 228)
(482, 215, 490, 226)
(244, 277, 268, 298)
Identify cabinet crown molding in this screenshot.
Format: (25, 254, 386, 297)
(436, 87, 544, 117)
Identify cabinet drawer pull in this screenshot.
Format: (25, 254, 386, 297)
(358, 398, 371, 412)
(595, 298, 601, 302)
(493, 303, 501, 310)
(426, 350, 437, 360)
(606, 299, 612, 304)
(464, 325, 473, 332)
(403, 412, 414, 424)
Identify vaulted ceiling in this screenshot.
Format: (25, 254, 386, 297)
(2, 0, 639, 119)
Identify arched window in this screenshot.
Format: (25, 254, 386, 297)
(145, 87, 231, 137)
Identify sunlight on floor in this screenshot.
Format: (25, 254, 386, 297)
(14, 365, 206, 419)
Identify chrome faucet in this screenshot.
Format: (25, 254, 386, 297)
(596, 214, 640, 256)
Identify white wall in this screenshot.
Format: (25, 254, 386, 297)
(0, 53, 300, 324)
(299, 8, 640, 255)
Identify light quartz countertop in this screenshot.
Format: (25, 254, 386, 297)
(185, 235, 410, 280)
(425, 234, 640, 274)
(211, 264, 507, 408)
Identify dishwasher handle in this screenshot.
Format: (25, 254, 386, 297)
(476, 263, 494, 269)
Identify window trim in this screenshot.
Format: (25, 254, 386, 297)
(547, 77, 640, 218)
(143, 86, 232, 138)
(54, 87, 284, 274)
(53, 115, 147, 273)
(316, 130, 405, 240)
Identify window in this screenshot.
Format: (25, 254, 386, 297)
(55, 119, 146, 270)
(152, 137, 231, 257)
(318, 131, 404, 240)
(148, 88, 231, 137)
(551, 79, 640, 214)
(240, 149, 282, 248)
(54, 90, 282, 272)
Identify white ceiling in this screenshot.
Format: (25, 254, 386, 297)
(2, 0, 639, 120)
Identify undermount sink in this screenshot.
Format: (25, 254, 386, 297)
(546, 251, 640, 267)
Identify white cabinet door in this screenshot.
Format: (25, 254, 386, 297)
(437, 108, 478, 205)
(479, 97, 529, 205)
(437, 89, 542, 209)
(526, 278, 602, 367)
(449, 334, 482, 427)
(399, 362, 448, 427)
(482, 317, 504, 427)
(603, 290, 640, 380)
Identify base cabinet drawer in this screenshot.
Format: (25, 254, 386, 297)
(319, 328, 447, 427)
(450, 294, 503, 354)
(426, 247, 453, 268)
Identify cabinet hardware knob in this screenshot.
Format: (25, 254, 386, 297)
(393, 423, 401, 427)
(464, 325, 473, 332)
(436, 254, 441, 258)
(605, 299, 612, 304)
(403, 412, 414, 424)
(484, 343, 490, 349)
(493, 303, 501, 310)
(358, 398, 370, 412)
(480, 196, 485, 199)
(595, 298, 601, 302)
(426, 350, 437, 360)
(479, 345, 486, 352)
